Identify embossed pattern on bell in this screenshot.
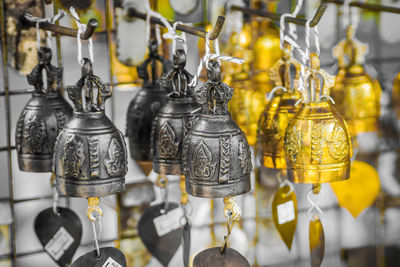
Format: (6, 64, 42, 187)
(53, 58, 127, 198)
(284, 53, 352, 184)
(16, 47, 72, 172)
(152, 49, 199, 175)
(127, 40, 169, 161)
(184, 60, 252, 198)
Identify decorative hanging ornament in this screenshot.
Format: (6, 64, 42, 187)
(331, 25, 381, 136)
(126, 40, 170, 172)
(257, 41, 301, 169)
(152, 48, 199, 175)
(183, 60, 252, 198)
(53, 58, 127, 198)
(16, 46, 73, 172)
(284, 53, 352, 184)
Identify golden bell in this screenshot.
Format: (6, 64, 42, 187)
(257, 42, 301, 169)
(284, 53, 352, 184)
(331, 25, 381, 136)
(226, 23, 264, 146)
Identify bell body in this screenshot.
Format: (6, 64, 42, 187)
(54, 111, 127, 197)
(152, 97, 199, 175)
(16, 92, 59, 172)
(258, 92, 299, 169)
(184, 114, 252, 198)
(284, 102, 352, 183)
(331, 65, 381, 135)
(126, 85, 168, 161)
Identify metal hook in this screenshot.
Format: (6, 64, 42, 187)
(23, 13, 98, 40)
(126, 8, 225, 40)
(231, 3, 328, 28)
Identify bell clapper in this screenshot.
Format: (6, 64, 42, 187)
(220, 197, 241, 255)
(87, 197, 103, 258)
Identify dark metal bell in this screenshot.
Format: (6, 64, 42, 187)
(152, 49, 199, 175)
(183, 60, 252, 198)
(126, 40, 170, 162)
(193, 247, 250, 267)
(53, 58, 127, 198)
(16, 47, 72, 172)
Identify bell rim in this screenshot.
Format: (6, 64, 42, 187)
(287, 162, 350, 183)
(185, 177, 251, 198)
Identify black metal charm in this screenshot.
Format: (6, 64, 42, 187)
(16, 47, 73, 172)
(152, 48, 200, 175)
(193, 247, 251, 267)
(53, 58, 127, 198)
(183, 60, 252, 198)
(71, 247, 127, 267)
(126, 40, 170, 162)
(137, 202, 183, 266)
(34, 207, 82, 267)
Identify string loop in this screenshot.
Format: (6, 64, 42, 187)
(307, 189, 323, 221)
(69, 7, 94, 65)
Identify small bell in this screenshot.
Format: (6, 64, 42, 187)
(284, 53, 352, 184)
(331, 25, 381, 136)
(152, 49, 199, 175)
(257, 42, 301, 169)
(183, 60, 252, 198)
(53, 58, 127, 197)
(16, 47, 72, 172)
(126, 40, 170, 163)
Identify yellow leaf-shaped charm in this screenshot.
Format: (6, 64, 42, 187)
(309, 216, 325, 267)
(272, 184, 298, 250)
(330, 161, 380, 217)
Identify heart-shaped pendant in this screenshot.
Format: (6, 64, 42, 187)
(34, 207, 82, 267)
(71, 247, 126, 267)
(137, 202, 183, 266)
(193, 247, 250, 267)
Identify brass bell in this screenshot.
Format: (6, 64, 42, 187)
(53, 58, 127, 198)
(16, 47, 72, 172)
(331, 25, 381, 136)
(126, 40, 170, 162)
(284, 53, 352, 184)
(152, 49, 199, 175)
(183, 60, 252, 198)
(257, 42, 301, 169)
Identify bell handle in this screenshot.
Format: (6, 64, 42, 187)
(267, 86, 287, 101)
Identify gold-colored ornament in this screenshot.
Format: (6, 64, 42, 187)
(258, 42, 301, 169)
(391, 71, 400, 119)
(309, 215, 325, 267)
(330, 160, 380, 218)
(331, 25, 381, 136)
(227, 23, 264, 146)
(284, 53, 352, 184)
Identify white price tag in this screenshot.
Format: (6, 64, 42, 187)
(153, 207, 185, 237)
(102, 257, 122, 267)
(277, 201, 295, 225)
(44, 227, 74, 260)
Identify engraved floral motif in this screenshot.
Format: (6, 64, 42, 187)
(285, 126, 301, 163)
(23, 115, 48, 154)
(311, 123, 323, 164)
(88, 137, 99, 178)
(63, 134, 84, 178)
(192, 141, 216, 179)
(55, 111, 67, 133)
(219, 136, 230, 183)
(105, 138, 125, 177)
(327, 125, 349, 161)
(158, 122, 180, 159)
(238, 135, 252, 175)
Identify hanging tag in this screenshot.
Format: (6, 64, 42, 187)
(34, 207, 82, 267)
(71, 247, 126, 267)
(193, 247, 250, 267)
(182, 220, 191, 267)
(271, 184, 298, 250)
(138, 202, 183, 266)
(330, 161, 380, 218)
(309, 216, 325, 267)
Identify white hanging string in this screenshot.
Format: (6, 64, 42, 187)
(145, 3, 174, 44)
(189, 33, 245, 87)
(307, 189, 323, 220)
(69, 7, 94, 65)
(163, 21, 187, 55)
(25, 11, 65, 51)
(52, 187, 59, 215)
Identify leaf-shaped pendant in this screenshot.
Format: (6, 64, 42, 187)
(309, 216, 325, 267)
(272, 184, 298, 250)
(330, 161, 380, 218)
